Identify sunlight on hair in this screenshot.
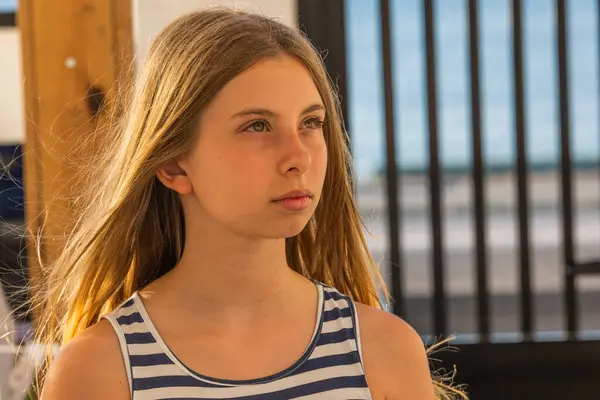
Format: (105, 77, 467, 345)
(426, 337, 469, 399)
(21, 7, 469, 399)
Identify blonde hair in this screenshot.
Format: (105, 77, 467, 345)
(30, 8, 466, 398)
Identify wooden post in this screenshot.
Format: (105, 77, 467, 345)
(18, 0, 134, 285)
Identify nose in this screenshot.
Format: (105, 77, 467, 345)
(277, 129, 312, 176)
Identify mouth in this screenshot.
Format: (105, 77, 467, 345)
(271, 189, 314, 202)
(271, 190, 314, 212)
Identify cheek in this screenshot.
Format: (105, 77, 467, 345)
(194, 147, 268, 201)
(314, 141, 328, 180)
(226, 151, 272, 192)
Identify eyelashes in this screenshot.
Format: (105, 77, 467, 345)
(303, 117, 325, 130)
(244, 120, 270, 132)
(241, 117, 325, 133)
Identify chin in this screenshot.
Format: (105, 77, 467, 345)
(270, 216, 312, 239)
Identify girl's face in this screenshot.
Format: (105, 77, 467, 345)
(173, 55, 328, 239)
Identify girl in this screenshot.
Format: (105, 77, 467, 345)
(35, 8, 465, 400)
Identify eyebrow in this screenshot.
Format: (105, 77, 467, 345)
(230, 103, 326, 119)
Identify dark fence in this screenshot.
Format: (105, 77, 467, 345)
(300, 0, 600, 340)
(299, 0, 600, 398)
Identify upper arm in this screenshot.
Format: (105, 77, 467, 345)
(41, 319, 130, 400)
(356, 303, 435, 400)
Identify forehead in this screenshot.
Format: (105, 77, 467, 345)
(205, 55, 324, 117)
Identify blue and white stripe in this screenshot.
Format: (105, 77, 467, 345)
(103, 282, 372, 399)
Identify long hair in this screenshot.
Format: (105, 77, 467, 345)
(30, 8, 466, 398)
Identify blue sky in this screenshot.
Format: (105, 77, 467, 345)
(0, 0, 15, 13)
(346, 0, 600, 178)
(2, 0, 598, 178)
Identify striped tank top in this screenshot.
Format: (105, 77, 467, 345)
(103, 281, 373, 399)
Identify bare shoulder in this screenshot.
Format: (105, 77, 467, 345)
(41, 319, 130, 400)
(355, 302, 435, 400)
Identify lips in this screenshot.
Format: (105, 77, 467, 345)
(272, 190, 313, 202)
(271, 190, 314, 212)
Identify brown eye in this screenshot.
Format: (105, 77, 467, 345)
(245, 120, 269, 132)
(303, 118, 324, 130)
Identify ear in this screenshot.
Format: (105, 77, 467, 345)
(156, 161, 193, 195)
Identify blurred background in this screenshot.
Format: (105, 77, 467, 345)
(0, 0, 599, 399)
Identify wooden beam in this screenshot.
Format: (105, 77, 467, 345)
(19, 0, 134, 286)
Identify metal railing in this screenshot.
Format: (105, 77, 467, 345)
(300, 0, 600, 343)
(377, 0, 600, 341)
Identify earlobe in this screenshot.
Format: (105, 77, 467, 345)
(156, 162, 193, 195)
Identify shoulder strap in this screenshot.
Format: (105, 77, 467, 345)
(103, 311, 134, 398)
(102, 296, 146, 397)
(319, 284, 366, 366)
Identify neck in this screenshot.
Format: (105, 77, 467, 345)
(139, 212, 319, 335)
(155, 217, 302, 309)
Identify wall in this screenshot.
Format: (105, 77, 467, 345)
(0, 27, 23, 144)
(134, 0, 297, 63)
(0, 0, 297, 143)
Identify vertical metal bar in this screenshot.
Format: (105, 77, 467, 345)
(511, 0, 533, 339)
(598, 0, 600, 268)
(598, 0, 600, 273)
(556, 0, 577, 336)
(326, 0, 350, 133)
(297, 0, 350, 131)
(467, 0, 490, 340)
(423, 0, 446, 336)
(379, 0, 403, 316)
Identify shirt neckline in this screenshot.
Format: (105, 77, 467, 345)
(131, 280, 325, 386)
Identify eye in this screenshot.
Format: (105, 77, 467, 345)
(244, 120, 270, 133)
(303, 117, 325, 130)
